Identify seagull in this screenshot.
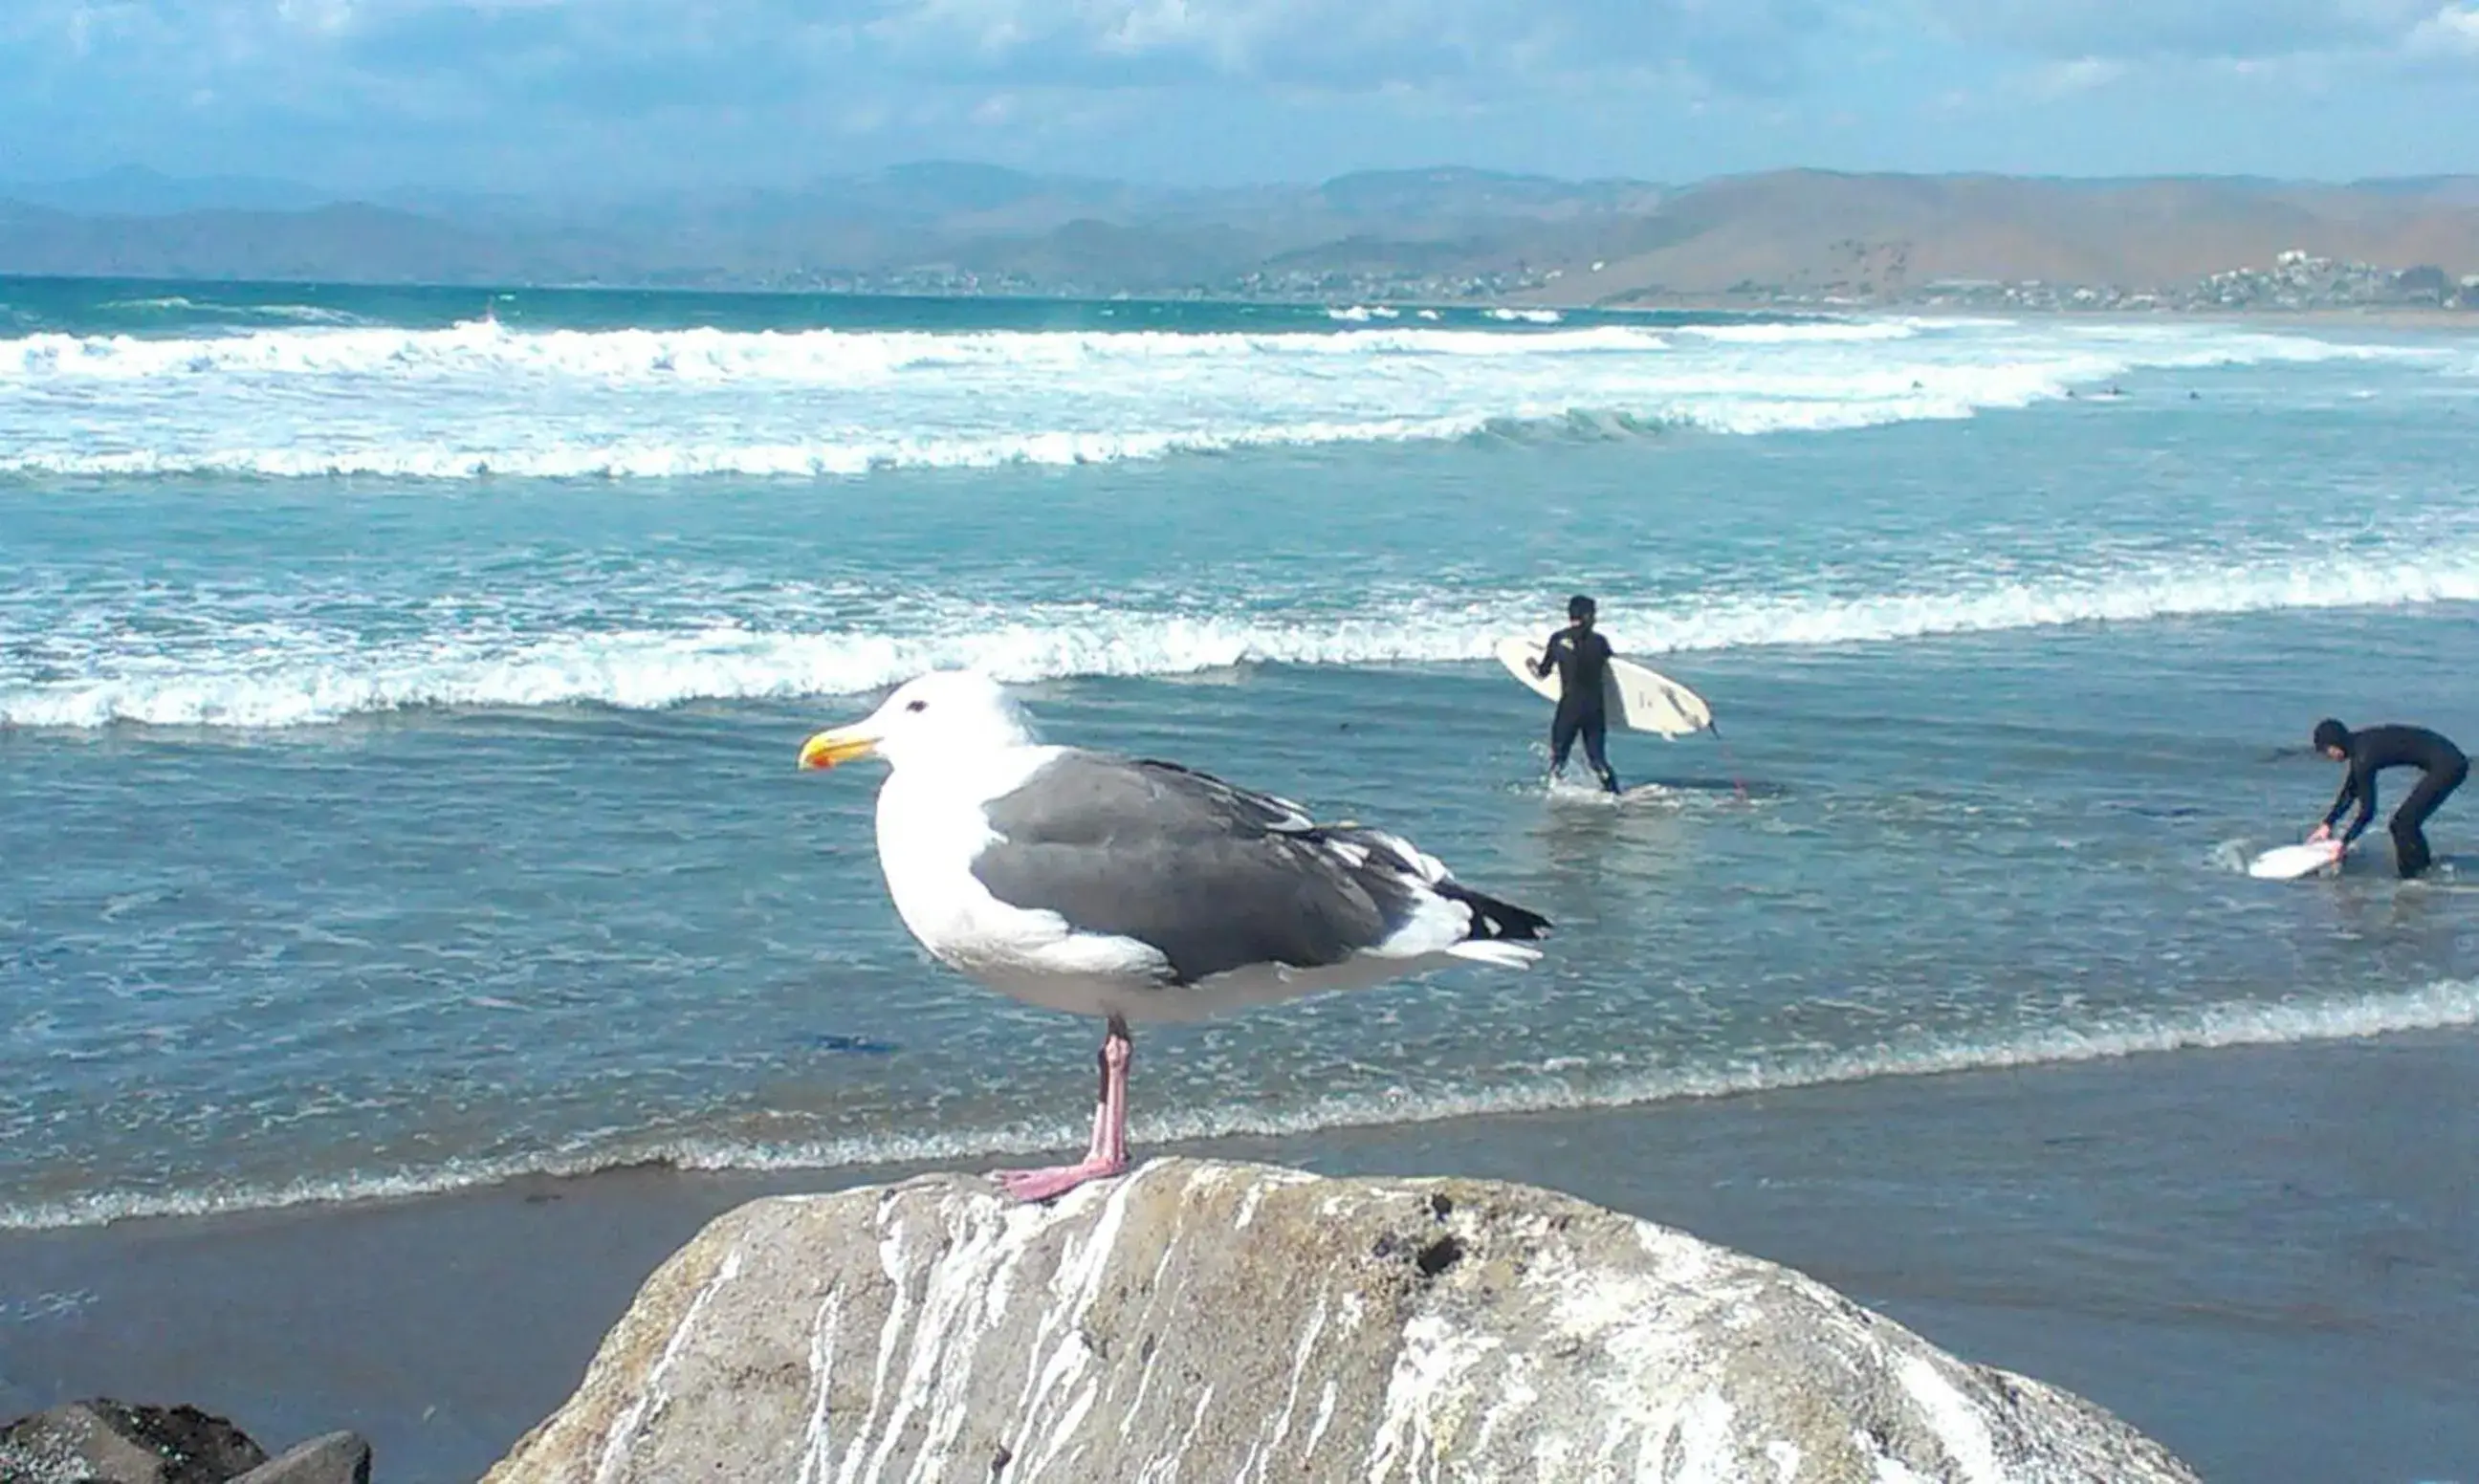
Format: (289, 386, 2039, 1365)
(796, 669, 1552, 1201)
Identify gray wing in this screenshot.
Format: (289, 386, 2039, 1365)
(971, 752, 1420, 984)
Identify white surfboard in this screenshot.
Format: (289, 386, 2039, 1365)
(1493, 635, 1714, 737)
(2248, 840, 2345, 881)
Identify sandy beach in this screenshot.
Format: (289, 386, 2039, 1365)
(7, 1028, 2473, 1484)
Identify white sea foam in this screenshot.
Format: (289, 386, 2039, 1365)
(1671, 319, 1922, 343)
(95, 295, 211, 312)
(7, 543, 2474, 729)
(7, 976, 2472, 1231)
(92, 296, 364, 325)
(0, 414, 1503, 481)
(0, 315, 2438, 481)
(0, 321, 1671, 383)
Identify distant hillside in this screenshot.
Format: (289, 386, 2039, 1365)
(0, 164, 339, 216)
(3, 164, 2475, 308)
(0, 201, 550, 283)
(1538, 171, 2479, 305)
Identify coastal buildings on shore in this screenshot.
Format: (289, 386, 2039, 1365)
(717, 249, 2478, 315)
(1898, 251, 2479, 315)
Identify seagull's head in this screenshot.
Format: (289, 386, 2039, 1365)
(798, 669, 1036, 775)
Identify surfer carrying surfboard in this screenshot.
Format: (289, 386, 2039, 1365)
(2307, 717, 2468, 879)
(1529, 594, 1622, 794)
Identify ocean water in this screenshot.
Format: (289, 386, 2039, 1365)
(4, 275, 2477, 1231)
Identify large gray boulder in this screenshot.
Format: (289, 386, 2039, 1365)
(230, 1431, 372, 1484)
(485, 1158, 2198, 1483)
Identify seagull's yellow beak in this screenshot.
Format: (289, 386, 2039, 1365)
(798, 725, 879, 771)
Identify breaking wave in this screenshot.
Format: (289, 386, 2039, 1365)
(0, 321, 1683, 382)
(8, 544, 2475, 729)
(89, 295, 366, 325)
(0, 316, 2441, 482)
(0, 415, 1510, 480)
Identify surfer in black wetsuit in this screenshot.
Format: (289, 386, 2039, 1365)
(1530, 594, 1621, 794)
(2309, 717, 2468, 879)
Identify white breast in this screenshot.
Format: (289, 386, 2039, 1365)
(871, 761, 1033, 960)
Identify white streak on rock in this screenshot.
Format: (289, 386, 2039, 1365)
(1113, 1198, 1196, 1449)
(842, 1211, 916, 1484)
(919, 1200, 1044, 1473)
(889, 1194, 1047, 1482)
(1465, 1351, 1537, 1460)
(1365, 1312, 1502, 1483)
(1136, 1384, 1216, 1484)
(591, 1246, 740, 1484)
(1304, 1378, 1339, 1463)
(1025, 1375, 1101, 1482)
(794, 1289, 844, 1484)
(1232, 1165, 1312, 1230)
(1898, 1356, 2006, 1484)
(1871, 1446, 1936, 1484)
(1656, 1389, 1739, 1484)
(1243, 1290, 1327, 1481)
(1011, 1168, 1149, 1479)
(1766, 1439, 1804, 1481)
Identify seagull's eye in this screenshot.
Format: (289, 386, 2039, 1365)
(906, 699, 928, 713)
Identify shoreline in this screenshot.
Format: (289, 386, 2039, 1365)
(8, 1027, 2474, 1484)
(17, 964, 2479, 1236)
(1556, 296, 2479, 331)
(1901, 303, 2479, 332)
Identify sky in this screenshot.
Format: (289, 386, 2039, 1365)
(0, 0, 2473, 194)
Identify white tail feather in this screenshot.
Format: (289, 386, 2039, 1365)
(1444, 941, 1542, 969)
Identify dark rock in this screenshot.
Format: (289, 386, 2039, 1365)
(0, 1400, 266, 1484)
(229, 1432, 372, 1484)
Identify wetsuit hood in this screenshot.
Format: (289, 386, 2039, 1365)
(2313, 718, 2350, 753)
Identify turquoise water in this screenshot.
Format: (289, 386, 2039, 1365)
(4, 276, 2477, 1228)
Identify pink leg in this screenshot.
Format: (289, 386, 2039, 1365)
(995, 1015, 1132, 1203)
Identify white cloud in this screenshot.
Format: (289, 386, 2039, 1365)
(1922, 0, 2445, 61)
(2033, 55, 2130, 96)
(2, 0, 2469, 190)
(0, 0, 1840, 135)
(273, 0, 357, 36)
(2405, 3, 2479, 55)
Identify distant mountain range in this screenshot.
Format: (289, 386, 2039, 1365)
(4, 163, 2477, 307)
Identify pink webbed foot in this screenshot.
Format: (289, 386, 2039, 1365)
(992, 1015, 1133, 1205)
(994, 1157, 1129, 1203)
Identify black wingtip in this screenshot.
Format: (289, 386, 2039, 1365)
(1436, 881, 1552, 941)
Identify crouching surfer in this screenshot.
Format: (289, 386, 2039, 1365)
(2308, 717, 2468, 879)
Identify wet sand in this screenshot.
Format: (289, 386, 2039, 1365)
(6, 1030, 2474, 1484)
